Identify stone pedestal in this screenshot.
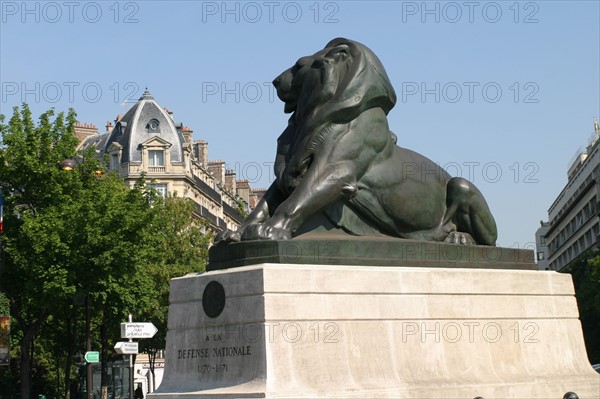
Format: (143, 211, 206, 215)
(150, 263, 599, 398)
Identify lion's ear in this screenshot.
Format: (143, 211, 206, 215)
(325, 44, 351, 62)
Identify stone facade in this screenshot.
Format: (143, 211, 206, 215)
(538, 121, 600, 271)
(534, 221, 549, 270)
(76, 90, 261, 233)
(152, 264, 600, 398)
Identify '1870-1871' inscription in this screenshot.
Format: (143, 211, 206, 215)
(177, 343, 253, 375)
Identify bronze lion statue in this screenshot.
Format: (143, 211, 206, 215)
(218, 38, 498, 246)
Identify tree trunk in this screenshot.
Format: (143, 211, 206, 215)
(148, 349, 156, 392)
(100, 321, 109, 399)
(64, 311, 77, 399)
(18, 309, 48, 399)
(55, 353, 61, 398)
(19, 329, 33, 399)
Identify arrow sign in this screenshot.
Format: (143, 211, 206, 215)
(84, 351, 100, 363)
(120, 322, 158, 339)
(114, 341, 139, 355)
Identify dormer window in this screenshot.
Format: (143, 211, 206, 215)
(141, 136, 171, 173)
(106, 142, 123, 172)
(110, 153, 120, 170)
(148, 150, 165, 167)
(146, 119, 160, 133)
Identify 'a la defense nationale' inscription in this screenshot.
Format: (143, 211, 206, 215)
(172, 322, 341, 377)
(177, 345, 252, 374)
(178, 345, 252, 360)
(177, 333, 254, 375)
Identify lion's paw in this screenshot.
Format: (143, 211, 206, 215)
(444, 232, 476, 245)
(241, 224, 292, 241)
(214, 229, 241, 245)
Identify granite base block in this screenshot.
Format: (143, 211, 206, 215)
(149, 264, 600, 399)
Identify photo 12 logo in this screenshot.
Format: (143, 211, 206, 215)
(401, 81, 540, 104)
(396, 161, 539, 185)
(198, 322, 340, 344)
(201, 82, 277, 104)
(401, 321, 540, 344)
(199, 1, 340, 23)
(1, 81, 141, 104)
(400, 1, 540, 24)
(1, 1, 140, 24)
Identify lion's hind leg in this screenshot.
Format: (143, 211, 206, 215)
(443, 177, 498, 246)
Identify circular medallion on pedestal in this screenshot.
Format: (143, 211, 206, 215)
(202, 281, 225, 318)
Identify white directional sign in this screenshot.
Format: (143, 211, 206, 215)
(120, 322, 158, 339)
(114, 341, 139, 355)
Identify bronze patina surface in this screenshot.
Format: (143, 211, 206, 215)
(216, 38, 498, 249)
(209, 232, 534, 271)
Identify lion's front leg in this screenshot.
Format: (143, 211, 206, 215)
(215, 183, 285, 244)
(242, 160, 358, 241)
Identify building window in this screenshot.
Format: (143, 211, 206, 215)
(148, 150, 165, 166)
(146, 119, 160, 132)
(148, 183, 168, 197)
(537, 252, 545, 261)
(110, 153, 120, 171)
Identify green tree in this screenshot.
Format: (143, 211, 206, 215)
(54, 166, 159, 399)
(564, 250, 600, 364)
(0, 104, 81, 399)
(0, 105, 212, 397)
(136, 192, 212, 390)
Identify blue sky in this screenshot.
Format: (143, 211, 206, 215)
(1, 0, 599, 249)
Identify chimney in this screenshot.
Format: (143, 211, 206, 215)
(105, 120, 114, 133)
(208, 160, 226, 184)
(181, 126, 193, 145)
(236, 180, 251, 204)
(250, 187, 267, 206)
(73, 122, 98, 144)
(224, 170, 237, 193)
(193, 140, 209, 166)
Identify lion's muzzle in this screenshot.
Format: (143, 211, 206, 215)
(273, 70, 298, 113)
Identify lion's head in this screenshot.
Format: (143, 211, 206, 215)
(273, 38, 397, 125)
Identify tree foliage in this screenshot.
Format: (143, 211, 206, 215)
(0, 104, 81, 399)
(136, 191, 212, 390)
(0, 104, 211, 397)
(565, 250, 600, 364)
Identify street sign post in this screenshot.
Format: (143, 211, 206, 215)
(114, 341, 139, 355)
(120, 322, 158, 339)
(120, 317, 156, 399)
(84, 351, 100, 363)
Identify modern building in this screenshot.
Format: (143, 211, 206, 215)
(534, 221, 550, 270)
(537, 121, 600, 271)
(76, 90, 259, 233)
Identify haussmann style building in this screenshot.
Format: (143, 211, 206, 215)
(75, 89, 262, 234)
(536, 120, 600, 271)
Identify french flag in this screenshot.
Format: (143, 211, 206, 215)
(0, 189, 3, 234)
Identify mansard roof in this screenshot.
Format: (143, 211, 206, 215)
(80, 90, 184, 163)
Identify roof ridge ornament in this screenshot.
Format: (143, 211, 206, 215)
(139, 88, 154, 101)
